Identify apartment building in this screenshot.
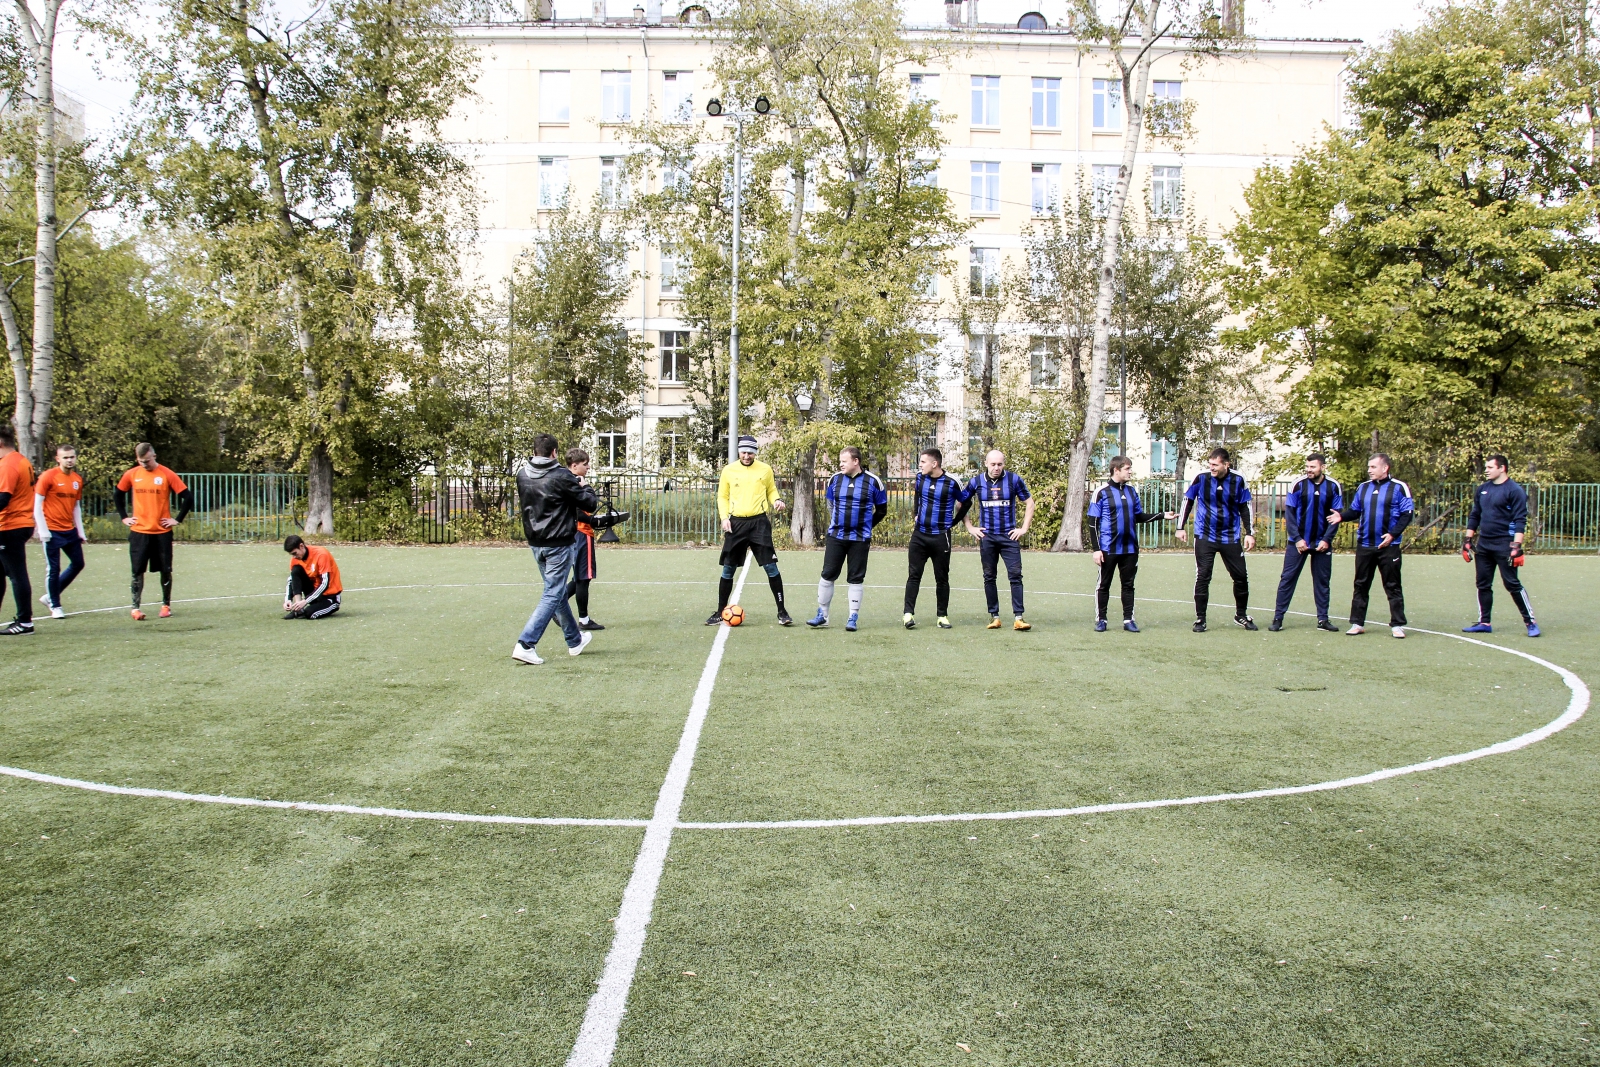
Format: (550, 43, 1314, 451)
(452, 9, 1353, 474)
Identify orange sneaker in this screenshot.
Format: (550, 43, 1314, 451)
(131, 609, 146, 621)
(159, 605, 172, 618)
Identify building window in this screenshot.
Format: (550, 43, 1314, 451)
(1095, 423, 1122, 466)
(596, 422, 627, 469)
(661, 160, 690, 195)
(1030, 163, 1060, 216)
(910, 72, 938, 103)
(970, 75, 1000, 127)
(1031, 77, 1060, 129)
(968, 333, 998, 377)
(601, 71, 632, 123)
(658, 418, 689, 469)
(917, 268, 938, 298)
(1018, 11, 1048, 29)
(1029, 337, 1060, 388)
(912, 419, 940, 458)
(1151, 79, 1182, 134)
(1151, 436, 1176, 474)
(539, 156, 569, 208)
(1092, 77, 1121, 130)
(540, 70, 570, 124)
(1151, 165, 1182, 218)
(1091, 164, 1117, 217)
(1210, 422, 1241, 446)
(967, 421, 987, 462)
(969, 161, 1000, 214)
(660, 244, 683, 295)
(663, 70, 693, 123)
(600, 157, 626, 207)
(968, 248, 1000, 297)
(658, 330, 690, 382)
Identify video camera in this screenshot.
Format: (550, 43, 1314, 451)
(589, 480, 630, 542)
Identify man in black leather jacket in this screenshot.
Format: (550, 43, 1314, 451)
(512, 433, 600, 664)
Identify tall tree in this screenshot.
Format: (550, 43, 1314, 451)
(1225, 1, 1600, 479)
(114, 0, 481, 532)
(1055, 0, 1238, 550)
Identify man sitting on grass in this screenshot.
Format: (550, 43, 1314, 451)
(283, 535, 343, 619)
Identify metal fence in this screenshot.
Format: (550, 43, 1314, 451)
(73, 472, 1600, 550)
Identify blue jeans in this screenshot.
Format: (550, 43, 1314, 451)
(43, 530, 86, 607)
(518, 542, 581, 649)
(1273, 542, 1331, 621)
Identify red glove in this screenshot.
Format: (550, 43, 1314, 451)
(1461, 541, 1473, 563)
(1510, 544, 1525, 567)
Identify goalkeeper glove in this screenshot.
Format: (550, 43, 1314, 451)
(1510, 544, 1525, 567)
(1461, 539, 1473, 563)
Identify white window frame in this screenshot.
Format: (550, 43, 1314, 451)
(1030, 337, 1061, 389)
(601, 71, 632, 123)
(1091, 164, 1117, 217)
(539, 156, 570, 208)
(662, 70, 693, 123)
(600, 156, 626, 207)
(657, 417, 689, 468)
(1151, 435, 1176, 474)
(1030, 162, 1060, 216)
(968, 332, 999, 377)
(1151, 164, 1182, 218)
(1031, 77, 1060, 130)
(596, 424, 628, 469)
(969, 160, 1000, 215)
(1151, 79, 1182, 134)
(658, 330, 690, 382)
(909, 72, 939, 103)
(1092, 77, 1122, 131)
(970, 75, 1000, 128)
(969, 248, 1000, 297)
(540, 70, 571, 124)
(660, 244, 683, 295)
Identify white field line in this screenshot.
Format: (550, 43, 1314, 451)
(58, 581, 710, 617)
(678, 628, 1590, 830)
(564, 556, 753, 1067)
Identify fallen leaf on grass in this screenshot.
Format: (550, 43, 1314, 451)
(682, 971, 697, 977)
(956, 1042, 972, 1053)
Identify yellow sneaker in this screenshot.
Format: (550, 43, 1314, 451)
(1013, 618, 1032, 631)
(986, 615, 1002, 629)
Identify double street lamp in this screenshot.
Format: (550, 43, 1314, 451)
(706, 95, 770, 461)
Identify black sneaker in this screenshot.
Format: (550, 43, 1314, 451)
(1317, 618, 1338, 632)
(0, 620, 34, 635)
(579, 618, 606, 631)
(1192, 619, 1207, 633)
(776, 610, 793, 627)
(706, 611, 725, 626)
(1235, 615, 1259, 631)
(1267, 619, 1283, 632)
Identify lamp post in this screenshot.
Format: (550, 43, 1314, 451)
(706, 95, 770, 461)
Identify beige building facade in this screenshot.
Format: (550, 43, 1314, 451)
(453, 12, 1353, 475)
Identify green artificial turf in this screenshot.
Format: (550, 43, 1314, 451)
(2, 542, 1597, 1065)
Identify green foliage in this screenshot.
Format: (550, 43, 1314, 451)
(1225, 0, 1600, 482)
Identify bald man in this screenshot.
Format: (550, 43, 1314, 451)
(963, 450, 1034, 630)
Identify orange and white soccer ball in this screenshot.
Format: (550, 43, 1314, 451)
(721, 604, 745, 626)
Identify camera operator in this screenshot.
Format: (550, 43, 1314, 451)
(511, 433, 598, 665)
(564, 447, 604, 631)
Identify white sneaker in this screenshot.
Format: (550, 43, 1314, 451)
(1391, 626, 1406, 639)
(511, 642, 544, 665)
(39, 593, 52, 607)
(1346, 625, 1365, 635)
(49, 605, 64, 620)
(569, 630, 593, 657)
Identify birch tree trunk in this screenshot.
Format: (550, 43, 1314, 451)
(1053, 0, 1160, 551)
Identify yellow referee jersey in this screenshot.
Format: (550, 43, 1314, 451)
(718, 459, 781, 520)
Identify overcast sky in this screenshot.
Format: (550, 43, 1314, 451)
(51, 0, 1435, 139)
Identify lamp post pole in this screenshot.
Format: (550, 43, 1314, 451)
(707, 96, 768, 463)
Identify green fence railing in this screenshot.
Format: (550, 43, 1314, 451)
(83, 473, 306, 543)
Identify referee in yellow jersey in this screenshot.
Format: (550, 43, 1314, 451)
(709, 435, 792, 626)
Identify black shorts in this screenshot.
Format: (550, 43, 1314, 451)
(821, 536, 871, 584)
(720, 514, 778, 568)
(129, 531, 174, 574)
(573, 530, 598, 580)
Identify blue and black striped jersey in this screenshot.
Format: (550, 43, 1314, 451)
(1285, 476, 1343, 544)
(1088, 481, 1158, 554)
(966, 471, 1031, 536)
(912, 472, 972, 534)
(1339, 477, 1415, 547)
(1182, 471, 1253, 544)
(825, 470, 889, 541)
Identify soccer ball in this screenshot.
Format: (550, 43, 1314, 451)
(721, 604, 745, 626)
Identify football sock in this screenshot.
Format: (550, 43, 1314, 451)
(847, 583, 863, 617)
(160, 571, 173, 605)
(130, 573, 144, 609)
(717, 576, 734, 612)
(767, 573, 785, 609)
(572, 578, 590, 618)
(817, 578, 835, 618)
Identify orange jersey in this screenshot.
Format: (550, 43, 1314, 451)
(292, 544, 342, 596)
(116, 464, 188, 535)
(0, 451, 35, 531)
(34, 466, 84, 532)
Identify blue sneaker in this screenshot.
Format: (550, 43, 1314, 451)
(845, 613, 859, 632)
(1094, 618, 1107, 632)
(806, 611, 828, 628)
(1527, 622, 1541, 637)
(1123, 620, 1140, 633)
(1462, 622, 1493, 633)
